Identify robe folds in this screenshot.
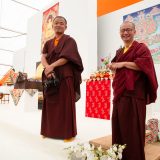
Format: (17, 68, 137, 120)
(111, 41, 158, 160)
(41, 34, 83, 139)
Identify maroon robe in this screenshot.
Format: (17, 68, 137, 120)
(111, 41, 158, 160)
(41, 34, 83, 139)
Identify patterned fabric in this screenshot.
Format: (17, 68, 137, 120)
(145, 130, 154, 143)
(146, 118, 159, 143)
(9, 71, 18, 84)
(85, 80, 111, 120)
(25, 89, 37, 96)
(10, 89, 38, 105)
(15, 72, 27, 83)
(158, 132, 160, 141)
(10, 89, 24, 105)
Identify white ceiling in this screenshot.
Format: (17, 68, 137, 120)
(0, 0, 56, 79)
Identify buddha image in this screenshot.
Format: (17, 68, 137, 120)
(44, 14, 54, 39)
(41, 4, 58, 52)
(35, 62, 43, 80)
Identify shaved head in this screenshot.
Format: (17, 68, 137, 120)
(120, 21, 135, 30)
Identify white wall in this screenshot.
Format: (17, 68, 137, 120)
(24, 13, 42, 78)
(97, 0, 160, 115)
(24, 0, 97, 79)
(13, 48, 25, 72)
(58, 0, 97, 78)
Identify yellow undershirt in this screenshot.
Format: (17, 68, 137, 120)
(123, 42, 133, 54)
(54, 38, 59, 46)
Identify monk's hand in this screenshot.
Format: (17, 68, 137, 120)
(107, 63, 116, 71)
(44, 64, 55, 77)
(118, 62, 126, 69)
(46, 72, 55, 78)
(46, 73, 52, 78)
(108, 62, 125, 71)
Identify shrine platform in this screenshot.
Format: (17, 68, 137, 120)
(89, 135, 160, 160)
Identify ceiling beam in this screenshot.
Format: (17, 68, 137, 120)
(10, 0, 40, 11)
(0, 26, 27, 35)
(0, 48, 16, 54)
(0, 63, 13, 67)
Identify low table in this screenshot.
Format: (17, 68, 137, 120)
(14, 80, 43, 91)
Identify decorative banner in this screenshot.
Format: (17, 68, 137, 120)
(41, 3, 59, 52)
(9, 70, 18, 84)
(123, 4, 160, 63)
(85, 80, 111, 120)
(25, 89, 37, 96)
(0, 69, 17, 86)
(10, 89, 24, 106)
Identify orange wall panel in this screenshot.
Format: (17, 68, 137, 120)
(97, 0, 143, 17)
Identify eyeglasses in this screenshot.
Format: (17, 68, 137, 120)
(120, 28, 133, 33)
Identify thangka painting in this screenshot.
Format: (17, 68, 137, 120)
(41, 2, 59, 52)
(123, 4, 160, 63)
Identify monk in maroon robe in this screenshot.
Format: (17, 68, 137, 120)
(41, 16, 83, 140)
(108, 21, 158, 160)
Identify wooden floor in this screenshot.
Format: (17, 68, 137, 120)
(89, 135, 160, 160)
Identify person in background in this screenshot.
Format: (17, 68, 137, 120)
(41, 16, 83, 142)
(108, 21, 158, 160)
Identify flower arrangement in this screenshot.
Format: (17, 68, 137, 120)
(65, 143, 126, 160)
(87, 55, 114, 81)
(101, 56, 111, 66)
(89, 69, 111, 81)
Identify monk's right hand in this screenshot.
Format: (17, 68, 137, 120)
(107, 63, 117, 72)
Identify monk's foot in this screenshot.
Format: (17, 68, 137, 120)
(41, 135, 46, 139)
(64, 137, 75, 142)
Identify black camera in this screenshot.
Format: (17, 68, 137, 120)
(43, 77, 60, 89)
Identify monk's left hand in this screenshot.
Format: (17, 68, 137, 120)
(44, 64, 55, 76)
